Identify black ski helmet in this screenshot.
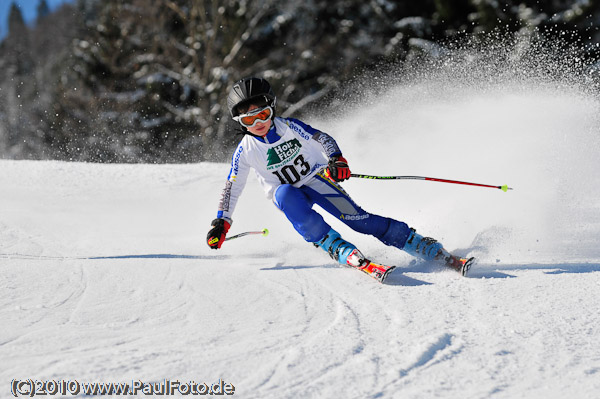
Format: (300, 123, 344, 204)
(227, 77, 276, 118)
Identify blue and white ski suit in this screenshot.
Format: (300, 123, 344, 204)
(216, 116, 411, 249)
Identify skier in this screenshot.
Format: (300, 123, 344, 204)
(207, 77, 472, 282)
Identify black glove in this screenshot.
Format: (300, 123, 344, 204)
(326, 155, 351, 182)
(207, 218, 231, 249)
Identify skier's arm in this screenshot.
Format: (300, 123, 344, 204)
(311, 130, 351, 181)
(308, 127, 350, 182)
(311, 130, 342, 158)
(207, 144, 250, 249)
(285, 117, 342, 157)
(219, 144, 251, 221)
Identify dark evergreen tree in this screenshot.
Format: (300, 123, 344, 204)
(0, 0, 597, 162)
(37, 0, 50, 20)
(8, 2, 26, 35)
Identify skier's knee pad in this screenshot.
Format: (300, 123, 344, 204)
(379, 219, 411, 249)
(403, 229, 443, 260)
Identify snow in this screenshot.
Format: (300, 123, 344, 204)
(2, 79, 600, 398)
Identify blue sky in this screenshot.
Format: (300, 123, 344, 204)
(0, 0, 75, 41)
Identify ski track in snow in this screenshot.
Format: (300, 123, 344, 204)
(2, 78, 600, 398)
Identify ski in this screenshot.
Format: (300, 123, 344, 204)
(445, 256, 475, 276)
(345, 249, 396, 283)
(359, 261, 396, 283)
(461, 257, 475, 276)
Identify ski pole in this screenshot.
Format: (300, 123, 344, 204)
(225, 228, 270, 241)
(351, 173, 513, 192)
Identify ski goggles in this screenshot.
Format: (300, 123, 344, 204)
(233, 105, 273, 128)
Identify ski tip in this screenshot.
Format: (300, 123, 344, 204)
(461, 257, 475, 277)
(380, 265, 396, 283)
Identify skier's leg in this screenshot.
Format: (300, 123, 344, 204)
(313, 228, 359, 266)
(273, 184, 358, 265)
(402, 228, 443, 260)
(313, 227, 395, 282)
(304, 175, 411, 245)
(273, 184, 330, 242)
(303, 175, 472, 273)
(304, 175, 451, 262)
(404, 228, 473, 274)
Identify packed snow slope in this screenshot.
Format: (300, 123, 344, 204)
(2, 62, 600, 398)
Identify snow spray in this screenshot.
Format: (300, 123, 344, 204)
(317, 30, 600, 264)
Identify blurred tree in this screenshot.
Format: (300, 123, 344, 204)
(0, 1, 83, 159)
(1, 3, 31, 156)
(6, 2, 31, 74)
(37, 0, 50, 19)
(8, 2, 26, 34)
(59, 0, 286, 162)
(0, 0, 597, 162)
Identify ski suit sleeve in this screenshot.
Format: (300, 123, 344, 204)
(217, 143, 250, 224)
(312, 130, 342, 157)
(286, 118, 342, 157)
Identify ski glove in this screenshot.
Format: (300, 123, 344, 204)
(207, 218, 231, 249)
(326, 155, 351, 182)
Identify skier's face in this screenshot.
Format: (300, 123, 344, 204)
(244, 104, 272, 136)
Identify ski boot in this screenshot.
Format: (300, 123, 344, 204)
(403, 228, 474, 276)
(314, 228, 395, 283)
